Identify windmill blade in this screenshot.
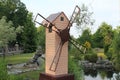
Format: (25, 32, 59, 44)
(69, 37, 86, 54)
(67, 5, 80, 29)
(34, 13, 59, 33)
(49, 41, 63, 72)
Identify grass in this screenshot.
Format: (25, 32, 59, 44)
(0, 53, 44, 80)
(0, 53, 34, 64)
(15, 70, 41, 80)
(93, 48, 104, 53)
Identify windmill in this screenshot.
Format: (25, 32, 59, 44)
(35, 5, 87, 79)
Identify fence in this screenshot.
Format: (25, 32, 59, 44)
(0, 46, 24, 55)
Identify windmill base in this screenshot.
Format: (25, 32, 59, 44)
(39, 73, 74, 80)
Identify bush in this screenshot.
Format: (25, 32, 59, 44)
(0, 58, 9, 80)
(84, 53, 97, 63)
(69, 47, 83, 60)
(68, 56, 84, 80)
(97, 53, 107, 59)
(106, 48, 113, 60)
(0, 58, 24, 80)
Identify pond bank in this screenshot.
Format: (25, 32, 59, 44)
(79, 60, 114, 71)
(79, 60, 120, 80)
(7, 63, 40, 74)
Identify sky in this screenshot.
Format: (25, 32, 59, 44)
(21, 0, 120, 37)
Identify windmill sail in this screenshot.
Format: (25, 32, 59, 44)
(49, 41, 63, 72)
(67, 5, 80, 29)
(34, 13, 59, 33)
(69, 38, 86, 54)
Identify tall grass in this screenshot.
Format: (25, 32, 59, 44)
(0, 58, 9, 80)
(0, 55, 30, 80)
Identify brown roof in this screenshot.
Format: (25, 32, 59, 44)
(42, 12, 69, 24)
(46, 12, 61, 22)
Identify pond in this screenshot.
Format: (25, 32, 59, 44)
(84, 68, 120, 80)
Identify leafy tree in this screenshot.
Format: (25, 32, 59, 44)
(0, 0, 38, 53)
(92, 22, 113, 48)
(75, 4, 95, 33)
(100, 22, 113, 53)
(37, 26, 45, 52)
(0, 16, 22, 57)
(77, 28, 92, 44)
(0, 0, 28, 46)
(92, 29, 104, 48)
(0, 0, 28, 26)
(77, 28, 93, 53)
(22, 13, 37, 53)
(74, 4, 95, 56)
(111, 26, 120, 71)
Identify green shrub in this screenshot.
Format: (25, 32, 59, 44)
(97, 53, 107, 60)
(84, 53, 97, 63)
(0, 58, 24, 80)
(68, 56, 84, 80)
(69, 47, 83, 60)
(0, 58, 9, 80)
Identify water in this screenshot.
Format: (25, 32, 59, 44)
(84, 68, 119, 80)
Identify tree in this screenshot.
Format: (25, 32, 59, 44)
(111, 26, 120, 71)
(0, 16, 22, 57)
(0, 0, 28, 27)
(92, 22, 113, 48)
(77, 28, 92, 44)
(0, 0, 38, 53)
(99, 22, 113, 53)
(37, 26, 45, 52)
(77, 28, 93, 53)
(22, 13, 37, 53)
(74, 4, 94, 53)
(92, 27, 104, 48)
(75, 4, 95, 33)
(0, 0, 28, 46)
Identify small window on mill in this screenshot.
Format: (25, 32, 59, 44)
(60, 17, 64, 21)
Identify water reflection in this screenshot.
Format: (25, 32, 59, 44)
(84, 68, 117, 80)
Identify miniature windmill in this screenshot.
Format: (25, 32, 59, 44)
(35, 5, 86, 77)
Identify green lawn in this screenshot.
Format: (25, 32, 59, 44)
(0, 53, 44, 80)
(16, 70, 41, 80)
(0, 53, 34, 64)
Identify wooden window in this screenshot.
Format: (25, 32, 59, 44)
(60, 17, 64, 21)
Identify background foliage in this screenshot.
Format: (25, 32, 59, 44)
(0, 0, 37, 53)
